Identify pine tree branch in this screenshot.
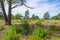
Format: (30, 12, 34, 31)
(11, 5, 19, 9)
(24, 3, 34, 9)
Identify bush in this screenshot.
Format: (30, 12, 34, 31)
(34, 27, 48, 38)
(20, 20, 30, 35)
(10, 25, 20, 33)
(48, 25, 56, 31)
(28, 35, 41, 40)
(2, 26, 20, 40)
(0, 25, 4, 31)
(28, 27, 48, 40)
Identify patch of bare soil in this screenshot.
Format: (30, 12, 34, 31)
(20, 36, 28, 40)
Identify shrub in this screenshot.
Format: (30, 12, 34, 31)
(28, 27, 48, 40)
(20, 20, 30, 35)
(10, 25, 20, 33)
(34, 27, 48, 38)
(48, 25, 56, 31)
(2, 27, 20, 40)
(28, 35, 41, 40)
(0, 25, 4, 31)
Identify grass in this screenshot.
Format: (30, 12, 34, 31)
(51, 36, 60, 40)
(0, 20, 60, 25)
(41, 20, 60, 26)
(0, 20, 60, 40)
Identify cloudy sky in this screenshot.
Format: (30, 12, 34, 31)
(4, 0, 60, 18)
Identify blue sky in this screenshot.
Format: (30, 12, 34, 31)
(3, 0, 60, 18)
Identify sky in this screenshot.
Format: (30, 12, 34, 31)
(1, 0, 60, 18)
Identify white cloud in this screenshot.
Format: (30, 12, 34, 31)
(4, 0, 60, 18)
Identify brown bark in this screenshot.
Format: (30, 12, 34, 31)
(1, 0, 8, 25)
(8, 2, 12, 25)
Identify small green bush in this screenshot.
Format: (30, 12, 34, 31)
(34, 27, 48, 38)
(0, 25, 4, 31)
(10, 25, 20, 33)
(48, 25, 56, 31)
(28, 27, 48, 40)
(20, 20, 30, 35)
(2, 27, 20, 40)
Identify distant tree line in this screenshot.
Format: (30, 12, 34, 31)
(0, 10, 60, 20)
(51, 13, 60, 20)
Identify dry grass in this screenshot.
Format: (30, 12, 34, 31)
(42, 20, 60, 26)
(0, 20, 60, 26)
(0, 20, 60, 40)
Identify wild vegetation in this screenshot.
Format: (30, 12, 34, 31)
(0, 0, 60, 40)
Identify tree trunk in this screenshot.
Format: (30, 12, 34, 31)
(8, 2, 12, 25)
(1, 1, 8, 25)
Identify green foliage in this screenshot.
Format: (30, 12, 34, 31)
(13, 13, 23, 20)
(20, 20, 30, 35)
(51, 13, 60, 20)
(44, 12, 50, 20)
(28, 35, 41, 40)
(39, 19, 44, 22)
(0, 25, 4, 31)
(31, 14, 39, 20)
(20, 0, 25, 5)
(2, 26, 20, 40)
(34, 27, 49, 38)
(28, 27, 48, 40)
(10, 25, 19, 32)
(48, 25, 56, 31)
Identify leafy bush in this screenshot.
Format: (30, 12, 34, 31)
(10, 25, 20, 33)
(28, 35, 41, 40)
(0, 25, 4, 31)
(20, 20, 30, 35)
(2, 26, 20, 40)
(28, 27, 48, 40)
(34, 27, 48, 38)
(48, 25, 56, 31)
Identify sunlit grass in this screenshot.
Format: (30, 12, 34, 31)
(51, 36, 60, 40)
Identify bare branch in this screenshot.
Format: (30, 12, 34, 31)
(24, 4, 34, 9)
(11, 5, 19, 9)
